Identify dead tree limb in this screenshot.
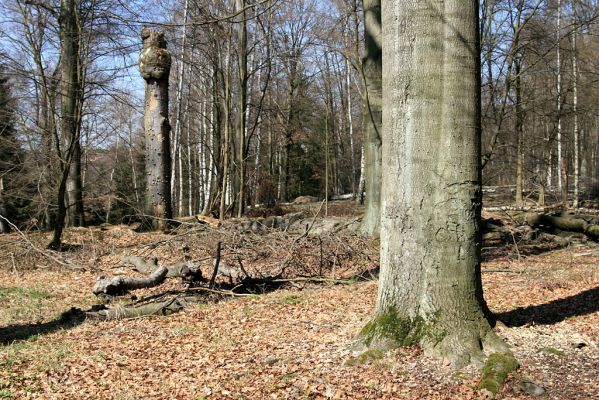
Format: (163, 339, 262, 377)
(92, 265, 168, 296)
(86, 297, 190, 320)
(121, 255, 201, 279)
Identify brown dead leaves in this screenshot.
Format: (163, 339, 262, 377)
(0, 220, 598, 399)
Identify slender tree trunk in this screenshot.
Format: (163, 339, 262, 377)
(360, 0, 382, 236)
(66, 140, 84, 226)
(0, 177, 9, 234)
(557, 0, 564, 193)
(220, 34, 232, 220)
(186, 103, 193, 217)
(66, 0, 85, 227)
(346, 55, 356, 198)
(49, 0, 81, 249)
(202, 62, 220, 216)
(127, 121, 140, 207)
(236, 0, 248, 217)
(171, 0, 189, 217)
(572, 25, 579, 208)
(139, 28, 173, 231)
(366, 0, 509, 367)
(515, 59, 524, 207)
(357, 145, 365, 204)
(105, 137, 119, 223)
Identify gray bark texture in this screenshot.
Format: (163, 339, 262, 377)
(370, 0, 509, 367)
(92, 266, 168, 296)
(236, 0, 248, 217)
(48, 0, 82, 249)
(62, 0, 85, 228)
(139, 28, 173, 231)
(360, 0, 382, 237)
(67, 140, 85, 226)
(527, 213, 599, 240)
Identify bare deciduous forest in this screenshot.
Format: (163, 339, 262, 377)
(0, 0, 597, 399)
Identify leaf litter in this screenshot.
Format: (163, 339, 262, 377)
(0, 215, 597, 399)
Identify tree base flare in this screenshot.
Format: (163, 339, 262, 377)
(357, 308, 512, 370)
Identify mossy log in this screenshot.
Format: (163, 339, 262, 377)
(478, 353, 519, 399)
(527, 213, 599, 240)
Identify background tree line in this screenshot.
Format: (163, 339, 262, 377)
(0, 0, 598, 235)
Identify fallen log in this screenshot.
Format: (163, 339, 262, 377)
(559, 211, 599, 225)
(92, 266, 168, 296)
(122, 255, 201, 279)
(86, 296, 192, 320)
(527, 214, 599, 240)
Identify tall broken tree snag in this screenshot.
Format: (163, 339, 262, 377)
(139, 28, 173, 231)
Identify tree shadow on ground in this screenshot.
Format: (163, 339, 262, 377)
(497, 286, 599, 326)
(0, 307, 85, 345)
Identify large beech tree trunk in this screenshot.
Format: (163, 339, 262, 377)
(360, 0, 382, 236)
(366, 0, 509, 368)
(139, 28, 173, 231)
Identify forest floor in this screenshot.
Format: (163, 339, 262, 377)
(0, 200, 598, 399)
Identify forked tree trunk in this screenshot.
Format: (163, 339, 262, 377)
(139, 28, 173, 231)
(360, 0, 382, 236)
(365, 0, 509, 368)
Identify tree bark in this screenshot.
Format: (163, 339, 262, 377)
(219, 32, 232, 220)
(527, 213, 599, 240)
(92, 265, 169, 296)
(66, 140, 84, 226)
(514, 58, 524, 207)
(63, 0, 84, 227)
(365, 0, 509, 368)
(139, 28, 173, 231)
(557, 0, 564, 193)
(0, 177, 9, 234)
(48, 0, 82, 249)
(171, 0, 189, 217)
(236, 0, 248, 217)
(571, 24, 579, 208)
(360, 0, 382, 236)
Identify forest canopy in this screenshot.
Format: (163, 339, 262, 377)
(0, 0, 597, 232)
